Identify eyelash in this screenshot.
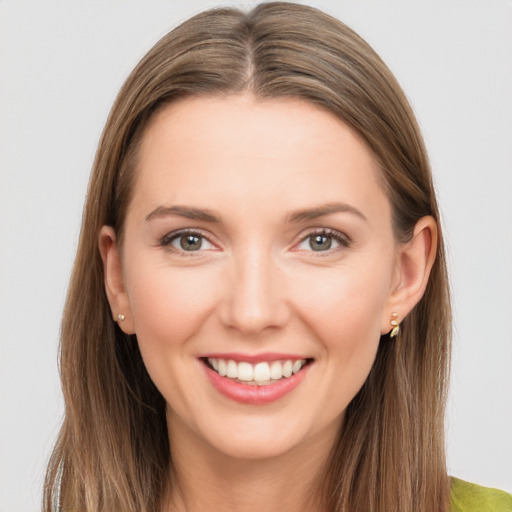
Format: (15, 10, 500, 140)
(295, 228, 351, 255)
(159, 230, 213, 257)
(158, 228, 351, 257)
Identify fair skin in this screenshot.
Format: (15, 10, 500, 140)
(100, 93, 437, 512)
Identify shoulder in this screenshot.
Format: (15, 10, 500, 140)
(450, 477, 512, 512)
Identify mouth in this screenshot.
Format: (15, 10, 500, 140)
(199, 353, 314, 404)
(202, 357, 313, 386)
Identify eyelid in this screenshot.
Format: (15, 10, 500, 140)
(157, 226, 351, 256)
(159, 228, 219, 255)
(293, 227, 351, 253)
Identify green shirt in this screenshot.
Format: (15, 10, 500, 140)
(451, 477, 512, 511)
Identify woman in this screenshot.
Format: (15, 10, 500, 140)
(43, 2, 512, 511)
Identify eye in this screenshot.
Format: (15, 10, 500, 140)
(161, 230, 215, 253)
(296, 229, 350, 253)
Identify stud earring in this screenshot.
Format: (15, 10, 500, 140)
(117, 314, 125, 322)
(390, 312, 400, 338)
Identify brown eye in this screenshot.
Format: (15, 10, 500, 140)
(161, 230, 215, 253)
(296, 229, 350, 253)
(179, 234, 203, 251)
(309, 234, 333, 251)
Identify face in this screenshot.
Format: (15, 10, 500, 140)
(106, 93, 402, 460)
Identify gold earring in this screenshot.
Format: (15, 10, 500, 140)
(117, 314, 126, 322)
(390, 312, 400, 337)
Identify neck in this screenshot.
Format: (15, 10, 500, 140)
(163, 413, 338, 512)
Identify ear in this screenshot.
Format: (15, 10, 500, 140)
(98, 226, 136, 335)
(381, 216, 438, 334)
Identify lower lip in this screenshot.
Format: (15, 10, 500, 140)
(203, 362, 311, 405)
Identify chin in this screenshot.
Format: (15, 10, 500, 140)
(204, 429, 305, 461)
(169, 405, 314, 462)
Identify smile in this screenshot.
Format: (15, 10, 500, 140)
(201, 355, 313, 405)
(206, 357, 309, 386)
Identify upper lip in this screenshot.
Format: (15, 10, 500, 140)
(199, 352, 312, 363)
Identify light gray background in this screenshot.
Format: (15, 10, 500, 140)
(1, 1, 511, 510)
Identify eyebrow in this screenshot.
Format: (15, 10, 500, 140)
(145, 201, 367, 224)
(145, 205, 221, 223)
(286, 202, 367, 223)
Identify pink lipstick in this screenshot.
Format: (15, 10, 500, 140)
(201, 355, 312, 405)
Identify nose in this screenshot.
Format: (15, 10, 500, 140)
(219, 247, 289, 335)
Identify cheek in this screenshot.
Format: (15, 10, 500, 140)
(291, 262, 391, 342)
(125, 260, 219, 351)
(299, 276, 385, 406)
(289, 259, 391, 392)
(300, 284, 383, 378)
(123, 261, 221, 413)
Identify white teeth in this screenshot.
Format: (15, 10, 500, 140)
(292, 360, 302, 374)
(207, 357, 307, 384)
(282, 360, 293, 378)
(253, 362, 270, 381)
(237, 362, 253, 381)
(226, 360, 238, 378)
(269, 361, 283, 380)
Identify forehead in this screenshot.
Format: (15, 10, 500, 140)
(131, 93, 391, 226)
(140, 93, 375, 167)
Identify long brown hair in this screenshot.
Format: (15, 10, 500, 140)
(44, 3, 452, 511)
